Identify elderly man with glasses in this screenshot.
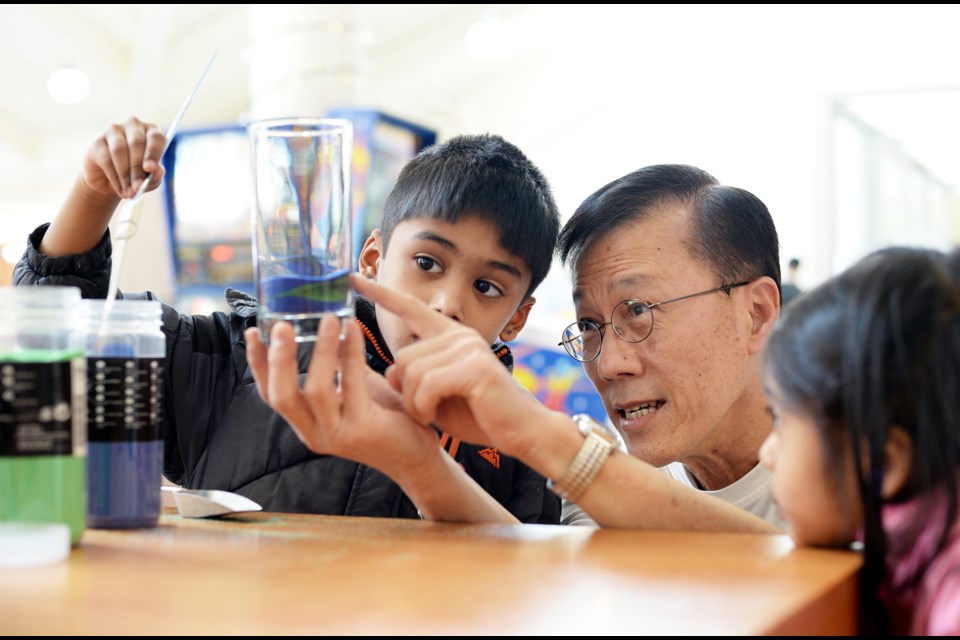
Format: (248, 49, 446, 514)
(253, 164, 785, 532)
(544, 164, 782, 528)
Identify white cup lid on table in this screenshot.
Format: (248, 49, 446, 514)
(0, 522, 71, 567)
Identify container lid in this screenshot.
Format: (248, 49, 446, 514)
(0, 522, 71, 567)
(79, 298, 163, 322)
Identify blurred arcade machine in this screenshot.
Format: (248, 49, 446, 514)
(161, 110, 437, 314)
(509, 331, 609, 426)
(326, 108, 437, 262)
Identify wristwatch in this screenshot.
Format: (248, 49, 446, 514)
(546, 414, 625, 502)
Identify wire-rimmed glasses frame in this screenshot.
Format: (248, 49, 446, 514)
(559, 281, 751, 363)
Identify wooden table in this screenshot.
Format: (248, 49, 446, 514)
(0, 510, 861, 635)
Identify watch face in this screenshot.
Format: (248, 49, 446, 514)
(573, 414, 627, 453)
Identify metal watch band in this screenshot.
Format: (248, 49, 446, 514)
(547, 429, 616, 503)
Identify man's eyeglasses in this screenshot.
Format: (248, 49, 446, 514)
(559, 282, 751, 363)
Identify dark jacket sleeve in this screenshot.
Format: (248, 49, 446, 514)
(13, 223, 112, 298)
(509, 462, 562, 525)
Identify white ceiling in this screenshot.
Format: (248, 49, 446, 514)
(1, 4, 959, 207)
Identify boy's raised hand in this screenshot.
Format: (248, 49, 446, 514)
(352, 274, 545, 459)
(40, 116, 170, 259)
(82, 116, 166, 201)
(244, 317, 442, 479)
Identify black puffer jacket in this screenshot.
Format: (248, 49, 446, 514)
(14, 224, 561, 524)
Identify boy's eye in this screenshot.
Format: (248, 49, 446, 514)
(416, 256, 441, 273)
(474, 280, 504, 298)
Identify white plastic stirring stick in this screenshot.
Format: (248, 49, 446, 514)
(105, 51, 218, 307)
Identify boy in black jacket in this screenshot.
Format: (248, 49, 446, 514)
(14, 116, 562, 524)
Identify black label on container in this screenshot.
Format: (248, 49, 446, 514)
(87, 357, 164, 442)
(0, 359, 85, 456)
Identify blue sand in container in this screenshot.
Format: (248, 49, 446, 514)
(261, 266, 352, 314)
(86, 341, 163, 529)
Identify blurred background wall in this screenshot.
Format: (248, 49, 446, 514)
(1, 4, 958, 347)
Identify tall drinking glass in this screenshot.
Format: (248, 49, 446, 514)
(248, 118, 354, 342)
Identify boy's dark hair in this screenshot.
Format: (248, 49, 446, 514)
(379, 133, 560, 296)
(788, 257, 800, 269)
(558, 164, 781, 294)
(763, 246, 960, 635)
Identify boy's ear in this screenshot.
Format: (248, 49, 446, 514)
(358, 229, 383, 279)
(499, 296, 535, 342)
(746, 276, 780, 355)
(879, 425, 913, 500)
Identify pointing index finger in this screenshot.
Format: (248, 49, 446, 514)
(351, 273, 453, 337)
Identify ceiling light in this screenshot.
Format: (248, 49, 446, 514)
(1, 243, 24, 265)
(465, 10, 514, 62)
(47, 66, 91, 104)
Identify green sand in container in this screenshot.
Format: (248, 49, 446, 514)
(0, 348, 87, 544)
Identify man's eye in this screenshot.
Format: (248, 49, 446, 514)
(578, 321, 599, 333)
(626, 302, 647, 317)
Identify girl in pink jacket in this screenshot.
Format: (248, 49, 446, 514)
(760, 245, 960, 635)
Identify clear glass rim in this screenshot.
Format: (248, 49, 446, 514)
(78, 299, 161, 308)
(246, 117, 353, 136)
(79, 298, 162, 319)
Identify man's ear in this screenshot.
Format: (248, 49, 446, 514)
(745, 276, 781, 355)
(879, 425, 913, 500)
(358, 229, 383, 279)
(499, 296, 535, 342)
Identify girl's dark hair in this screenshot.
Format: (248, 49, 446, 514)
(379, 133, 560, 297)
(763, 246, 960, 634)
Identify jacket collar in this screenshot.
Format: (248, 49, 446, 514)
(354, 294, 514, 374)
